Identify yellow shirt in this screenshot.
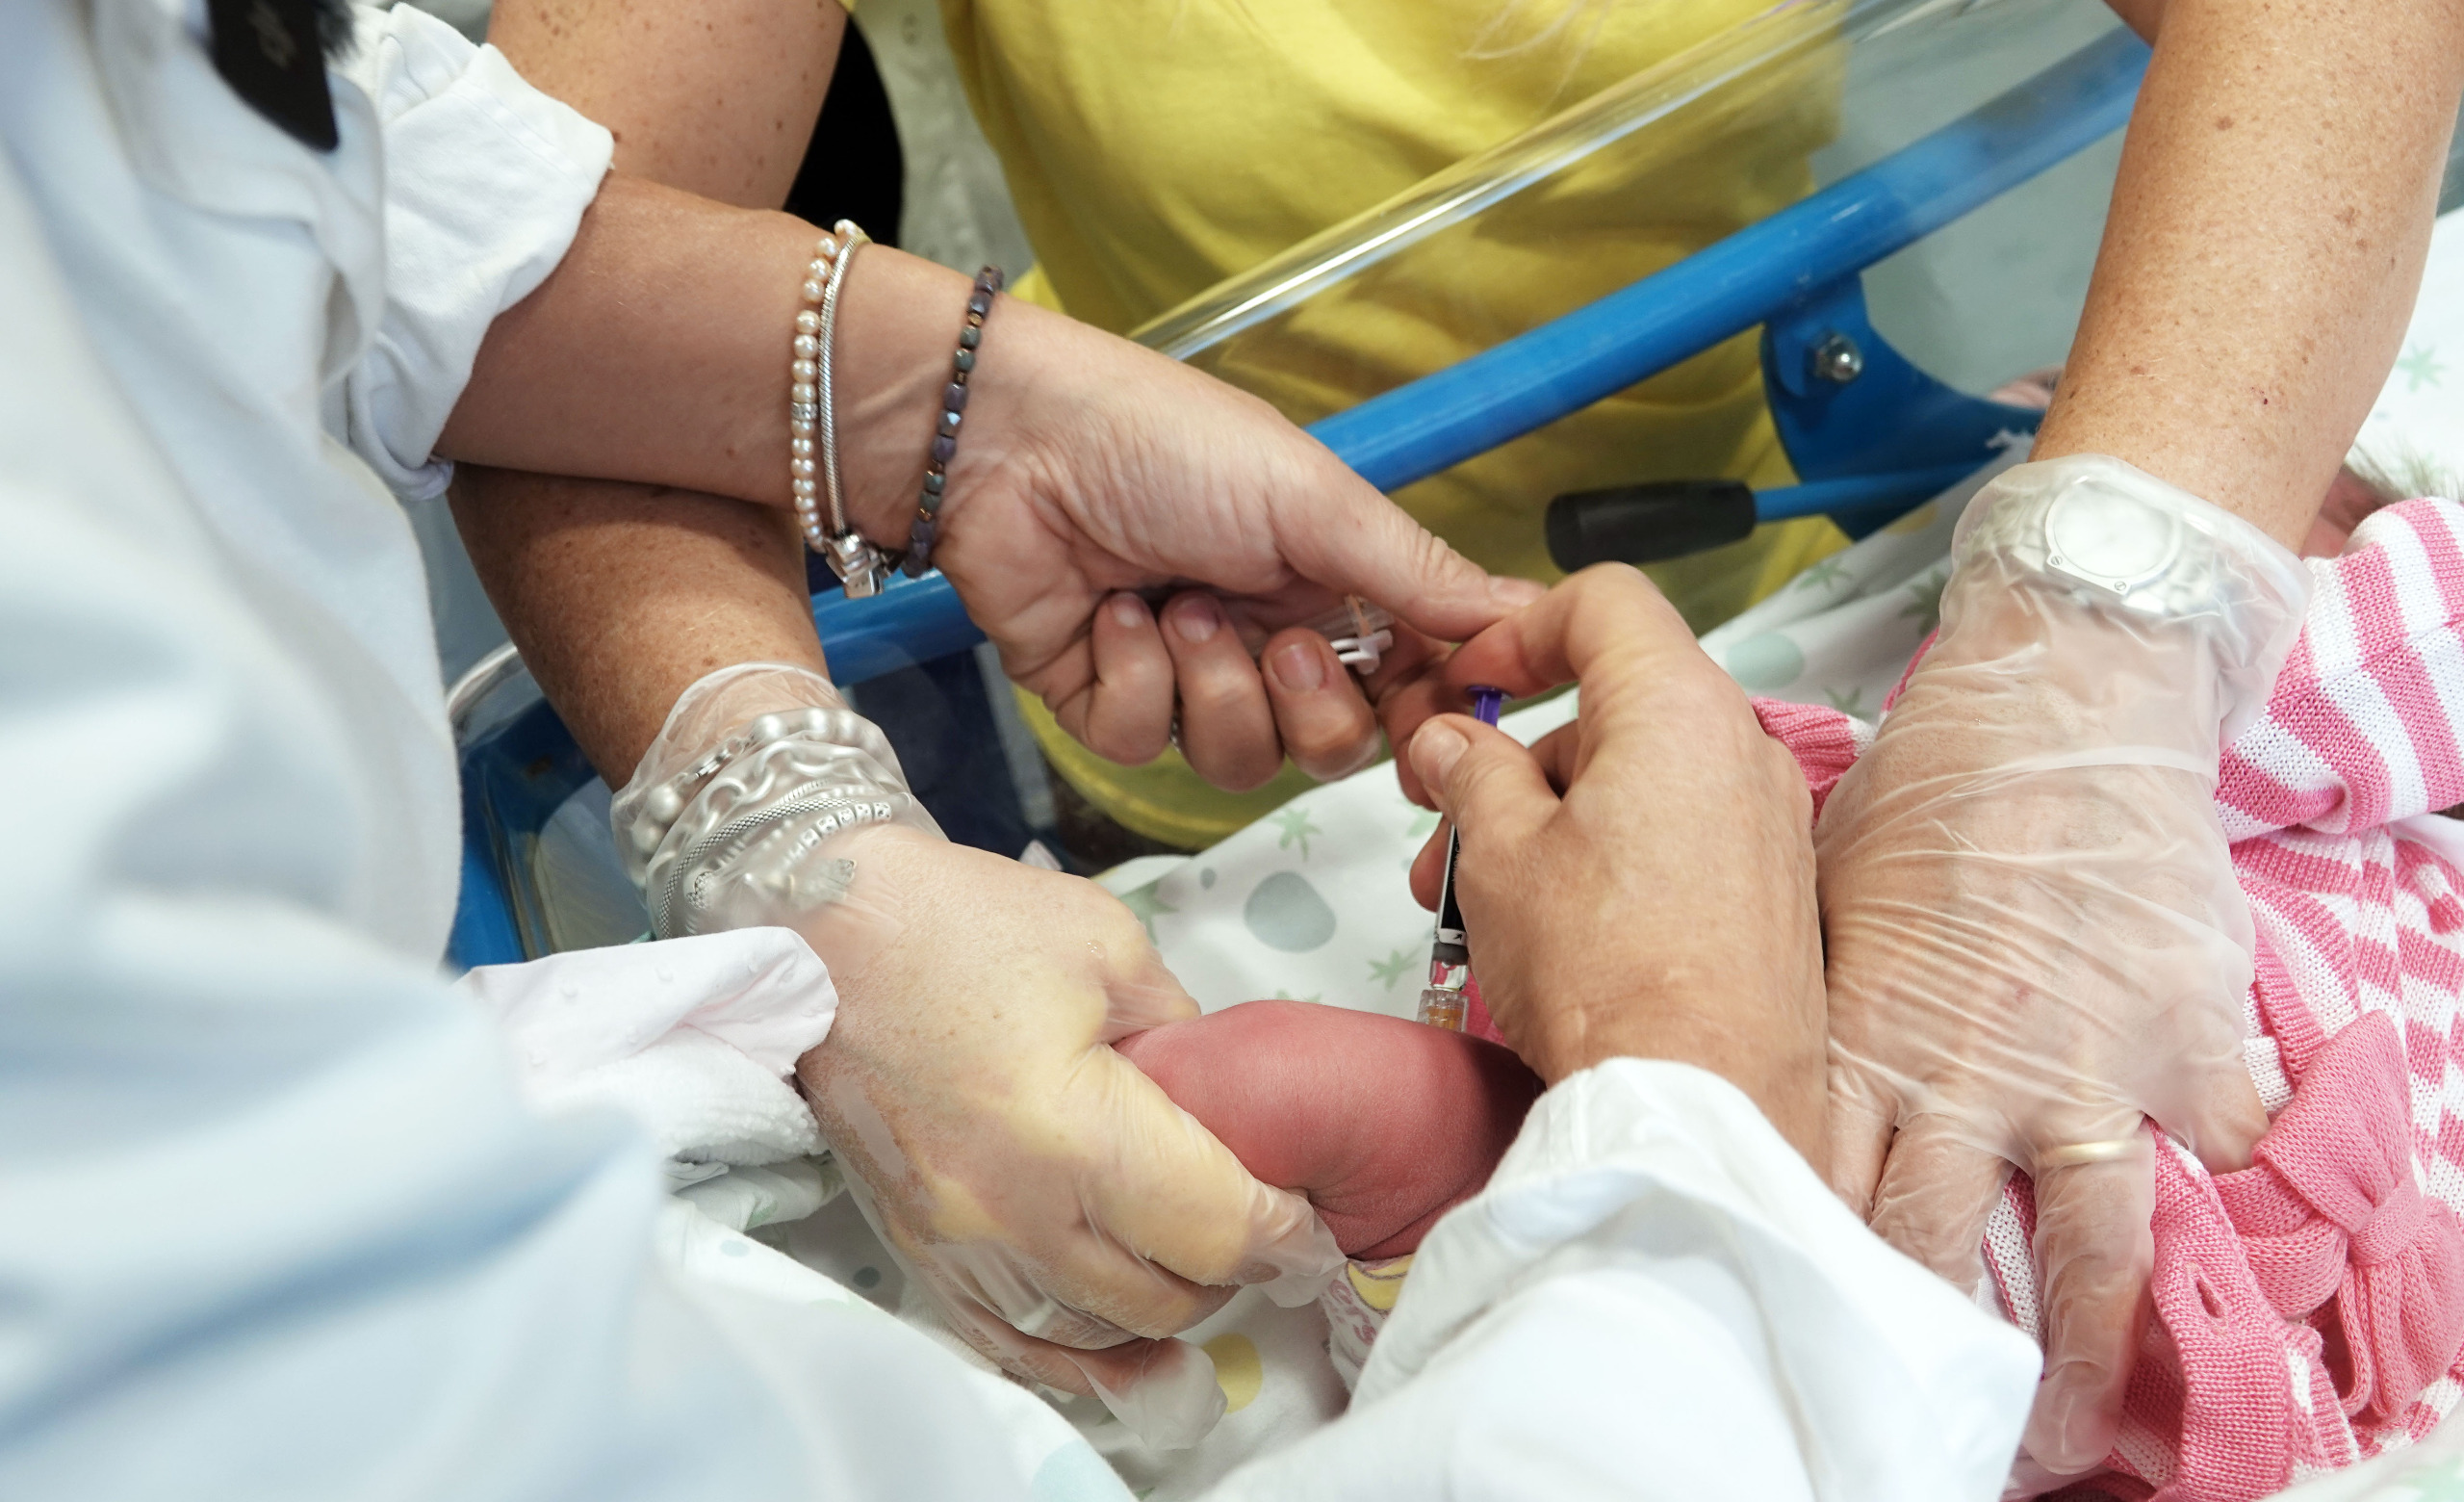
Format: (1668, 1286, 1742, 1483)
(943, 0, 1848, 846)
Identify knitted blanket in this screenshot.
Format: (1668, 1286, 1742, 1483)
(1746, 498, 2464, 1499)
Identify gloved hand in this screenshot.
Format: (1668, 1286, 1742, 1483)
(1814, 454, 2311, 1477)
(612, 664, 1343, 1449)
(830, 254, 1542, 790)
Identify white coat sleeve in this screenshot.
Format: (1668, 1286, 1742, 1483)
(1205, 1059, 2040, 1502)
(0, 137, 1111, 1502)
(331, 3, 614, 499)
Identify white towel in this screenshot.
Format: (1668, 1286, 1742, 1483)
(453, 926, 834, 1166)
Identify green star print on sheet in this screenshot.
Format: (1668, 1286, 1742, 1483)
(1367, 947, 1416, 992)
(1794, 556, 1851, 594)
(1897, 566, 1948, 624)
(2397, 342, 2448, 393)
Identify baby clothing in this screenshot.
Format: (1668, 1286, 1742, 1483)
(1774, 496, 2464, 1498)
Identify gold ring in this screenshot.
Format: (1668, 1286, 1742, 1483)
(2037, 1138, 2142, 1169)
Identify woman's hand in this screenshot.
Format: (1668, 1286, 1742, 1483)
(1398, 565, 1828, 1164)
(832, 250, 1540, 790)
(1814, 456, 2308, 1477)
(790, 828, 1342, 1446)
(448, 194, 1537, 790)
(613, 664, 1340, 1449)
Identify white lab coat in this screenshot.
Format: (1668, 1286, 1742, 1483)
(0, 0, 606, 958)
(0, 2, 2039, 1496)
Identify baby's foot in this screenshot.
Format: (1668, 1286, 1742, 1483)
(1117, 1000, 1542, 1258)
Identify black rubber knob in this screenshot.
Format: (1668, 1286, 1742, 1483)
(1545, 479, 1758, 570)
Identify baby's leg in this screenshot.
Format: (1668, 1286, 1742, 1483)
(1116, 1001, 1541, 1259)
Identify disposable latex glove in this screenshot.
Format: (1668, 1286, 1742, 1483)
(1814, 455, 2311, 1477)
(613, 665, 1342, 1449)
(829, 251, 1542, 790)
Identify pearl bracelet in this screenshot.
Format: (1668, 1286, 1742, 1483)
(785, 228, 842, 552)
(791, 220, 897, 598)
(787, 227, 1007, 593)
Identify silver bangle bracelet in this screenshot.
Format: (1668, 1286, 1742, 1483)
(817, 221, 894, 597)
(635, 723, 926, 939)
(1953, 455, 2309, 632)
(655, 776, 911, 938)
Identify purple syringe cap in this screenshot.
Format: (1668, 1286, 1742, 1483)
(1470, 686, 1506, 725)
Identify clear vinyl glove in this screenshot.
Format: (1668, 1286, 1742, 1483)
(1815, 454, 2312, 1478)
(611, 664, 1343, 1449)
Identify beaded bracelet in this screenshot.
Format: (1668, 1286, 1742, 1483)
(791, 220, 899, 599)
(786, 227, 844, 556)
(901, 266, 1004, 578)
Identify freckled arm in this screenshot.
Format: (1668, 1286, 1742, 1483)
(2038, 0, 2464, 547)
(441, 0, 844, 781)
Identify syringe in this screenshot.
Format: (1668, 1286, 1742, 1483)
(1417, 686, 1505, 1031)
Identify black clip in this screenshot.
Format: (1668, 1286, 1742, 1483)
(207, 0, 341, 151)
(1545, 479, 1758, 570)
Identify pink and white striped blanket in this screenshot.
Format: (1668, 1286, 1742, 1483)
(1749, 497, 2464, 1500)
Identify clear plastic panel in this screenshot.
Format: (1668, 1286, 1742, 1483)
(1124, 0, 2126, 596)
(1137, 0, 2121, 372)
(1817, 0, 2128, 393)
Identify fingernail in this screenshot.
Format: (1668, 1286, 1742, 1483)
(2055, 1391, 2107, 1469)
(1108, 594, 1150, 630)
(1410, 722, 1467, 795)
(1170, 594, 1222, 645)
(1490, 576, 1547, 609)
(2032, 1382, 2107, 1473)
(1270, 640, 1326, 693)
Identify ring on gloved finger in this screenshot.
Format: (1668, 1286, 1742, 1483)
(2037, 1138, 2143, 1169)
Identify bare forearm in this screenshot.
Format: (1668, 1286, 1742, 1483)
(440, 0, 858, 494)
(443, 228, 985, 780)
(446, 0, 847, 783)
(2037, 0, 2464, 547)
(442, 173, 985, 535)
(449, 470, 823, 777)
(437, 176, 809, 507)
